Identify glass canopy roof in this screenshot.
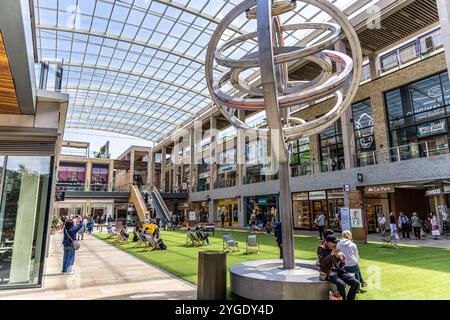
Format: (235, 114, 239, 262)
(34, 0, 365, 142)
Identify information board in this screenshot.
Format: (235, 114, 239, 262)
(340, 207, 351, 231)
(350, 208, 363, 228)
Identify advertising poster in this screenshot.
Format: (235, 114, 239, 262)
(340, 207, 351, 231)
(350, 208, 363, 228)
(189, 211, 196, 221)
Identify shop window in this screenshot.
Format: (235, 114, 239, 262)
(0, 156, 52, 288)
(290, 137, 311, 176)
(352, 99, 376, 166)
(57, 162, 86, 191)
(385, 71, 450, 161)
(91, 164, 109, 191)
(319, 121, 344, 172)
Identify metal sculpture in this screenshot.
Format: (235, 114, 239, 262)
(205, 0, 362, 269)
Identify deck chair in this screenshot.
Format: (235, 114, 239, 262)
(134, 232, 149, 249)
(185, 231, 205, 247)
(246, 233, 260, 255)
(222, 234, 240, 253)
(114, 231, 129, 244)
(146, 234, 161, 251)
(382, 230, 399, 249)
(106, 226, 115, 239)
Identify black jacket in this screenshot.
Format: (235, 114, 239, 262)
(317, 244, 345, 276)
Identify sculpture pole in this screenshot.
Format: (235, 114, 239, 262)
(257, 0, 295, 269)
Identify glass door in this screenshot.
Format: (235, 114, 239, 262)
(0, 156, 52, 288)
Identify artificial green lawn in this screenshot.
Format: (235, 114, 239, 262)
(94, 230, 450, 300)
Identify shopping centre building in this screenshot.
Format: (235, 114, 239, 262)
(1, 0, 450, 293)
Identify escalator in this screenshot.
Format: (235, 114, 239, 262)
(150, 185, 171, 227)
(129, 185, 149, 222)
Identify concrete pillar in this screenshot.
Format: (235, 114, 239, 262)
(438, 0, 450, 73)
(10, 172, 40, 283)
(160, 146, 166, 192)
(369, 54, 380, 80)
(129, 150, 135, 185)
(238, 196, 246, 228)
(335, 40, 356, 169)
(210, 115, 218, 190)
(208, 199, 217, 223)
(108, 161, 114, 192)
(189, 129, 195, 192)
(236, 110, 246, 186)
(147, 150, 154, 187)
(85, 160, 92, 192)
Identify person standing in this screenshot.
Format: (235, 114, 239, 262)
(62, 217, 84, 274)
(315, 212, 326, 240)
(337, 230, 367, 289)
(431, 212, 440, 240)
(274, 221, 282, 259)
(220, 210, 225, 228)
(410, 212, 421, 240)
(233, 208, 238, 224)
(399, 212, 410, 240)
(317, 235, 360, 301)
(378, 214, 386, 240)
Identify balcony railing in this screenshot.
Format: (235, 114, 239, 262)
(355, 139, 449, 166)
(56, 181, 85, 192)
(380, 28, 443, 74)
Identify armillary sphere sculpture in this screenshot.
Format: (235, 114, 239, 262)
(205, 0, 362, 269)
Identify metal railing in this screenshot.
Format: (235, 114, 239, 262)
(380, 28, 443, 74)
(355, 139, 449, 166)
(56, 181, 85, 192)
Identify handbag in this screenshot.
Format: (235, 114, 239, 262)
(65, 228, 80, 250)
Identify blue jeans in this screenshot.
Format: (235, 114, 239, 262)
(62, 245, 75, 273)
(344, 264, 365, 285)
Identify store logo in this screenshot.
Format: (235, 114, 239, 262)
(354, 113, 374, 150)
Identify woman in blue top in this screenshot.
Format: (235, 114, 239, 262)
(62, 217, 83, 274)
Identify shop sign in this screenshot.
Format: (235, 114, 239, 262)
(444, 185, 450, 193)
(309, 191, 326, 200)
(365, 185, 395, 194)
(327, 190, 344, 199)
(343, 184, 350, 192)
(218, 164, 236, 174)
(189, 211, 196, 221)
(258, 198, 267, 205)
(426, 188, 442, 196)
(293, 193, 308, 201)
(350, 208, 363, 228)
(340, 207, 351, 231)
(198, 172, 210, 179)
(417, 120, 447, 138)
(182, 183, 187, 189)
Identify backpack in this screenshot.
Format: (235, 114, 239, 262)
(159, 241, 167, 250)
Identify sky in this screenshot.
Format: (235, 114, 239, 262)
(63, 128, 153, 159)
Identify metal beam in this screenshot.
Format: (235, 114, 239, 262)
(63, 62, 211, 99)
(36, 24, 207, 66)
(65, 122, 164, 140)
(63, 87, 196, 115)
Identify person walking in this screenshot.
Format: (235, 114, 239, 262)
(410, 212, 421, 240)
(62, 217, 84, 274)
(389, 212, 398, 239)
(337, 230, 367, 290)
(274, 221, 283, 259)
(77, 216, 87, 240)
(233, 208, 238, 223)
(315, 212, 326, 240)
(399, 212, 410, 240)
(378, 214, 387, 240)
(86, 217, 94, 234)
(317, 235, 360, 301)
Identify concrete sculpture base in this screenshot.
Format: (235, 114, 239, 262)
(230, 259, 332, 300)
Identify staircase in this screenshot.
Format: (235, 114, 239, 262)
(129, 185, 149, 222)
(151, 185, 172, 227)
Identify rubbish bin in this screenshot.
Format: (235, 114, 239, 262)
(197, 251, 227, 300)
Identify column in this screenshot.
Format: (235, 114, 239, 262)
(160, 146, 166, 192)
(85, 160, 92, 192)
(208, 199, 217, 223)
(335, 40, 356, 169)
(108, 161, 114, 192)
(438, 0, 450, 73)
(147, 150, 154, 188)
(369, 54, 380, 80)
(210, 115, 218, 190)
(236, 109, 246, 186)
(10, 172, 40, 283)
(189, 128, 196, 192)
(129, 150, 135, 186)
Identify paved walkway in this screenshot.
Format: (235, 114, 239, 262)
(0, 232, 196, 300)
